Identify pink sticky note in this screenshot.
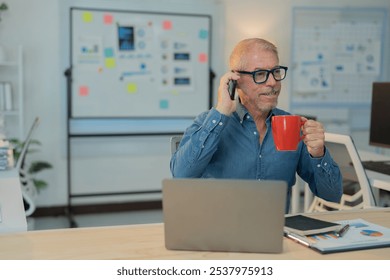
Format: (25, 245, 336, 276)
(162, 20, 172, 30)
(104, 14, 113, 24)
(79, 86, 89, 96)
(198, 53, 208, 63)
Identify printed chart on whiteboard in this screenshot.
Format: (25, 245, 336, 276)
(70, 8, 211, 118)
(290, 8, 386, 107)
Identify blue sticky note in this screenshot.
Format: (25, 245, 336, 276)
(199, 29, 208, 39)
(104, 48, 114, 58)
(160, 100, 169, 109)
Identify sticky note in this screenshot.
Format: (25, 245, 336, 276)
(127, 83, 137, 93)
(103, 14, 113, 24)
(199, 29, 208, 39)
(82, 12, 93, 23)
(104, 48, 114, 58)
(160, 99, 169, 109)
(198, 53, 208, 63)
(162, 20, 172, 30)
(105, 58, 116, 68)
(79, 86, 89, 96)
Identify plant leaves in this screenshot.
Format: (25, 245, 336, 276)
(32, 179, 48, 191)
(28, 161, 53, 174)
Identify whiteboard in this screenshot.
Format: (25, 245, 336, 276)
(70, 8, 211, 118)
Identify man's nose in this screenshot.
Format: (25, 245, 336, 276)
(265, 73, 277, 86)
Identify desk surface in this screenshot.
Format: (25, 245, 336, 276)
(0, 208, 390, 260)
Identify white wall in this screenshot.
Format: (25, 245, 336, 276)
(1, 0, 389, 208)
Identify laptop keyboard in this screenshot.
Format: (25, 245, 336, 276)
(362, 160, 390, 176)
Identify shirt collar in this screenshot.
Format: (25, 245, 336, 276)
(236, 102, 248, 122)
(236, 102, 278, 123)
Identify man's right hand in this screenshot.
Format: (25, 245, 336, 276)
(215, 71, 240, 116)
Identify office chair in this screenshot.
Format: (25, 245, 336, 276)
(15, 117, 41, 216)
(306, 132, 376, 212)
(170, 135, 183, 155)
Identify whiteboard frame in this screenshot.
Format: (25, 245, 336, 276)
(68, 7, 212, 134)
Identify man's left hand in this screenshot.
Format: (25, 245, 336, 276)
(301, 117, 325, 158)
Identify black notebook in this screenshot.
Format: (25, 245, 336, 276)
(284, 215, 343, 236)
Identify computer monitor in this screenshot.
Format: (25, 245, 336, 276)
(369, 82, 390, 149)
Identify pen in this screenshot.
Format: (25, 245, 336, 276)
(336, 224, 350, 237)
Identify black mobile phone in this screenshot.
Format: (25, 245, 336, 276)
(228, 80, 237, 100)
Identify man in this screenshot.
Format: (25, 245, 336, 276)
(170, 38, 342, 212)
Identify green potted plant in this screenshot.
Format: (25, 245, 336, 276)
(9, 137, 53, 192)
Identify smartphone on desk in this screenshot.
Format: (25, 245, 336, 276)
(228, 80, 237, 100)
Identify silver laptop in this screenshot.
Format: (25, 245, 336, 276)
(162, 178, 287, 253)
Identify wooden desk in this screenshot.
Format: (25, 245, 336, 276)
(0, 208, 389, 260)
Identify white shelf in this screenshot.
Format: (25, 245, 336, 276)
(0, 45, 24, 140)
(0, 110, 19, 116)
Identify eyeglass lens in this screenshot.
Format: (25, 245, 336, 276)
(254, 68, 286, 83)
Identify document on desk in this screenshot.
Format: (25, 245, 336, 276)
(285, 218, 390, 254)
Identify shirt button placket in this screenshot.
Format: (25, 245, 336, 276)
(257, 153, 263, 180)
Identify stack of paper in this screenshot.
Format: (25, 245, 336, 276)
(0, 140, 14, 170)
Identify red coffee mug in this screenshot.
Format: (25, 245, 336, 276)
(272, 115, 304, 151)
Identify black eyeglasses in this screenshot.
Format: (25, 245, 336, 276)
(236, 66, 288, 84)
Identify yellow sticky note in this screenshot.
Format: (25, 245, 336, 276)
(82, 12, 93, 23)
(105, 58, 116, 68)
(127, 83, 137, 93)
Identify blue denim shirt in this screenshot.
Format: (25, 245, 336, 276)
(170, 104, 343, 213)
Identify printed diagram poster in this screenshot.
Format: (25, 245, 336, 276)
(290, 8, 386, 133)
(333, 38, 381, 75)
(294, 42, 332, 93)
(291, 15, 384, 104)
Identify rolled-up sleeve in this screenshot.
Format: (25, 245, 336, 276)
(299, 147, 343, 203)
